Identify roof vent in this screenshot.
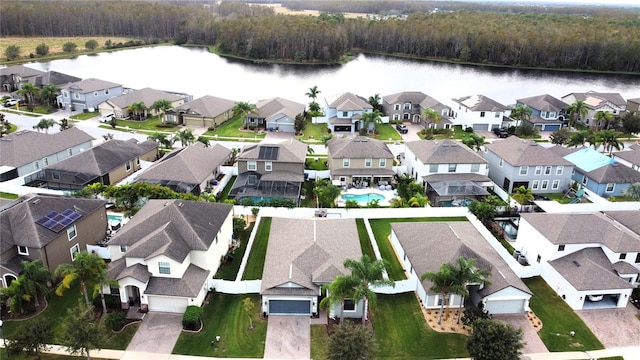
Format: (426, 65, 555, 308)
(32, 199, 41, 205)
(572, 260, 581, 267)
(178, 202, 183, 207)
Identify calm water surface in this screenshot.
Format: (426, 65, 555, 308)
(27, 46, 640, 105)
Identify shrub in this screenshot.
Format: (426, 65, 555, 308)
(105, 311, 126, 331)
(465, 126, 474, 133)
(182, 305, 203, 330)
(345, 200, 360, 208)
(92, 294, 121, 309)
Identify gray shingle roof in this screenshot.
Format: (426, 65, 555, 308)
(382, 91, 446, 109)
(108, 200, 232, 263)
(452, 95, 509, 112)
(239, 140, 307, 164)
(612, 260, 640, 275)
(570, 92, 626, 107)
(45, 139, 157, 177)
(325, 92, 372, 111)
(603, 210, 640, 236)
(517, 94, 568, 112)
(107, 258, 151, 283)
(484, 136, 572, 166)
(0, 65, 44, 78)
(0, 128, 94, 168)
(135, 142, 230, 185)
(406, 140, 487, 164)
(585, 163, 640, 184)
(0, 194, 106, 253)
(548, 145, 583, 158)
(38, 71, 81, 87)
(261, 218, 362, 295)
(327, 136, 394, 159)
(613, 148, 640, 167)
(254, 97, 304, 119)
(61, 78, 122, 93)
(391, 222, 531, 297)
(520, 212, 640, 253)
(173, 95, 236, 118)
(105, 88, 183, 109)
(549, 248, 634, 291)
(145, 264, 210, 297)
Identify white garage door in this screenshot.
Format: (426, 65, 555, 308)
(148, 296, 189, 313)
(484, 299, 526, 314)
(472, 123, 489, 131)
(267, 121, 295, 133)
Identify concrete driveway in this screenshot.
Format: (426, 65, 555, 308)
(576, 303, 640, 348)
(126, 312, 184, 354)
(264, 315, 310, 359)
(493, 313, 548, 354)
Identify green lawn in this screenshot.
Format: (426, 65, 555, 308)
(70, 111, 98, 120)
(172, 293, 266, 357)
(0, 191, 19, 199)
(296, 121, 328, 142)
(115, 116, 179, 132)
(214, 223, 255, 280)
(310, 324, 330, 360)
(242, 217, 271, 280)
(374, 124, 403, 141)
(203, 116, 266, 139)
(305, 158, 328, 170)
(0, 349, 113, 360)
(218, 176, 236, 201)
(368, 217, 468, 281)
(523, 277, 604, 352)
(32, 105, 57, 114)
(355, 218, 376, 259)
(373, 293, 469, 359)
(538, 192, 574, 204)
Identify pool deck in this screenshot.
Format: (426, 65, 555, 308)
(337, 187, 397, 207)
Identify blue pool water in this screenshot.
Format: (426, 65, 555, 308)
(107, 214, 123, 224)
(238, 196, 274, 203)
(341, 193, 385, 203)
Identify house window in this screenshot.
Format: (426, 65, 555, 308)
(70, 244, 80, 260)
(558, 245, 565, 251)
(480, 111, 485, 117)
(532, 180, 539, 190)
(68, 148, 73, 156)
(365, 158, 372, 167)
(17, 245, 29, 255)
(404, 103, 411, 110)
(403, 113, 410, 120)
(536, 254, 541, 263)
(342, 111, 348, 117)
(379, 158, 386, 167)
(606, 183, 615, 193)
(582, 176, 588, 185)
(33, 161, 39, 170)
(110, 286, 120, 295)
(499, 158, 503, 167)
(544, 166, 552, 175)
(52, 172, 61, 180)
(636, 253, 640, 263)
(125, 161, 132, 172)
(44, 157, 49, 166)
(394, 104, 401, 111)
(495, 112, 500, 118)
(343, 158, 350, 168)
(619, 253, 627, 260)
(94, 91, 98, 97)
(535, 166, 542, 175)
(63, 90, 68, 98)
(74, 92, 80, 99)
(105, 89, 110, 95)
(67, 225, 77, 241)
(556, 166, 564, 175)
(136, 157, 140, 166)
(247, 161, 257, 171)
(429, 164, 438, 173)
(120, 245, 127, 253)
(339, 176, 346, 182)
(519, 166, 528, 176)
(471, 164, 480, 172)
(393, 114, 399, 120)
(265, 161, 272, 171)
(446, 164, 456, 173)
(552, 180, 560, 189)
(343, 299, 356, 311)
(541, 180, 549, 190)
(158, 262, 171, 275)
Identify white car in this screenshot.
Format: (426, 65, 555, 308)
(4, 98, 20, 107)
(99, 113, 115, 122)
(587, 294, 604, 302)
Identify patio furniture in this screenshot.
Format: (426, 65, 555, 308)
(385, 184, 391, 190)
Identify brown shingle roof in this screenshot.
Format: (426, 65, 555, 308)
(613, 148, 640, 167)
(239, 140, 307, 164)
(326, 92, 372, 111)
(517, 94, 568, 112)
(174, 95, 236, 118)
(452, 95, 509, 112)
(549, 248, 634, 291)
(254, 97, 304, 119)
(603, 210, 640, 236)
(0, 128, 94, 168)
(585, 163, 640, 184)
(61, 78, 121, 93)
(327, 136, 394, 159)
(145, 264, 210, 297)
(484, 136, 572, 166)
(406, 140, 487, 164)
(383, 91, 447, 109)
(105, 88, 182, 109)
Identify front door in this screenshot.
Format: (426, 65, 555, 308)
(503, 178, 511, 192)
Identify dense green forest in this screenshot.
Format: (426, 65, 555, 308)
(2, 1, 640, 72)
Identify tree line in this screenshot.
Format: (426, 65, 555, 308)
(2, 1, 640, 72)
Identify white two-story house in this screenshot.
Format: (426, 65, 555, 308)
(449, 95, 510, 132)
(314, 92, 374, 133)
(57, 78, 123, 112)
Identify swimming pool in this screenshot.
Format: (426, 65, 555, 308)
(238, 196, 275, 204)
(496, 220, 518, 239)
(107, 214, 123, 224)
(341, 193, 385, 203)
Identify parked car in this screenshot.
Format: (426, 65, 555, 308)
(99, 113, 115, 122)
(396, 124, 408, 134)
(587, 294, 604, 302)
(4, 98, 20, 107)
(492, 127, 509, 138)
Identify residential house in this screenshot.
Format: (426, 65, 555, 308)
(106, 200, 233, 313)
(515, 212, 639, 310)
(515, 94, 568, 131)
(390, 221, 532, 314)
(164, 95, 235, 128)
(627, 98, 640, 113)
(315, 92, 373, 133)
(98, 87, 185, 119)
(554, 147, 640, 197)
(404, 140, 490, 206)
(613, 144, 640, 172)
(134, 142, 231, 195)
(229, 140, 307, 204)
(326, 136, 395, 187)
(57, 78, 123, 112)
(561, 91, 626, 128)
(449, 95, 510, 132)
(0, 128, 94, 181)
(483, 136, 574, 193)
(246, 97, 305, 133)
(26, 139, 159, 191)
(0, 194, 107, 287)
(382, 91, 452, 129)
(0, 65, 80, 93)
(260, 217, 363, 318)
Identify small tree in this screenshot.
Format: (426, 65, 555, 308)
(515, 122, 539, 137)
(327, 320, 377, 360)
(294, 113, 306, 134)
(182, 305, 203, 331)
(5, 45, 21, 60)
(62, 42, 78, 53)
(241, 297, 255, 330)
(512, 186, 534, 204)
(85, 39, 99, 50)
(623, 182, 640, 200)
(313, 179, 341, 208)
(549, 127, 571, 145)
(468, 200, 497, 224)
(60, 303, 108, 360)
(35, 43, 50, 56)
(466, 319, 525, 360)
(5, 320, 53, 359)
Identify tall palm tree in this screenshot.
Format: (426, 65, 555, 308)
(368, 94, 383, 112)
(175, 128, 195, 147)
(91, 262, 118, 314)
(305, 85, 321, 102)
(598, 129, 624, 155)
(509, 104, 532, 127)
(422, 108, 441, 130)
(452, 257, 491, 324)
(343, 255, 395, 326)
(463, 133, 486, 151)
(17, 82, 40, 110)
(421, 263, 458, 325)
(595, 110, 614, 130)
(567, 130, 588, 148)
(319, 275, 358, 326)
(151, 99, 173, 123)
(39, 84, 59, 111)
(21, 260, 51, 308)
(33, 118, 57, 134)
(147, 131, 174, 150)
(360, 110, 382, 134)
(512, 185, 534, 204)
(55, 251, 108, 306)
(567, 100, 589, 127)
(232, 101, 259, 126)
(128, 101, 147, 120)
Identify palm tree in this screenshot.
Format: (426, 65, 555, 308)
(422, 108, 441, 130)
(55, 251, 108, 306)
(128, 101, 147, 120)
(421, 263, 458, 325)
(232, 101, 259, 128)
(586, 131, 601, 150)
(150, 99, 173, 123)
(451, 257, 491, 324)
(21, 260, 51, 308)
(1, 277, 31, 314)
(39, 84, 59, 111)
(598, 129, 624, 155)
(408, 192, 428, 207)
(360, 110, 382, 134)
(368, 94, 383, 112)
(512, 186, 534, 204)
(567, 130, 588, 148)
(595, 110, 614, 130)
(463, 133, 486, 151)
(509, 104, 532, 127)
(319, 275, 359, 325)
(91, 262, 118, 314)
(175, 128, 195, 147)
(17, 82, 40, 110)
(343, 255, 395, 326)
(305, 85, 321, 102)
(147, 131, 174, 150)
(567, 100, 589, 127)
(33, 118, 57, 133)
(196, 136, 210, 147)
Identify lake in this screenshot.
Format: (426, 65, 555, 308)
(27, 46, 640, 106)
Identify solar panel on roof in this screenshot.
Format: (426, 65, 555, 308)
(258, 146, 279, 160)
(34, 208, 83, 233)
(35, 217, 50, 225)
(61, 208, 74, 216)
(68, 212, 81, 221)
(45, 210, 57, 218)
(51, 223, 65, 232)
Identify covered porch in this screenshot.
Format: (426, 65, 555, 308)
(332, 168, 396, 189)
(424, 173, 491, 207)
(229, 171, 303, 204)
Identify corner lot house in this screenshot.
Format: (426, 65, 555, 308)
(98, 87, 185, 119)
(165, 95, 236, 128)
(1, 194, 107, 286)
(106, 200, 233, 313)
(57, 78, 123, 112)
(246, 97, 305, 133)
(260, 217, 363, 318)
(326, 136, 395, 187)
(0, 128, 94, 181)
(449, 95, 510, 132)
(390, 221, 532, 314)
(515, 212, 638, 310)
(315, 92, 374, 133)
(483, 136, 573, 193)
(515, 94, 568, 131)
(561, 91, 626, 128)
(382, 91, 452, 129)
